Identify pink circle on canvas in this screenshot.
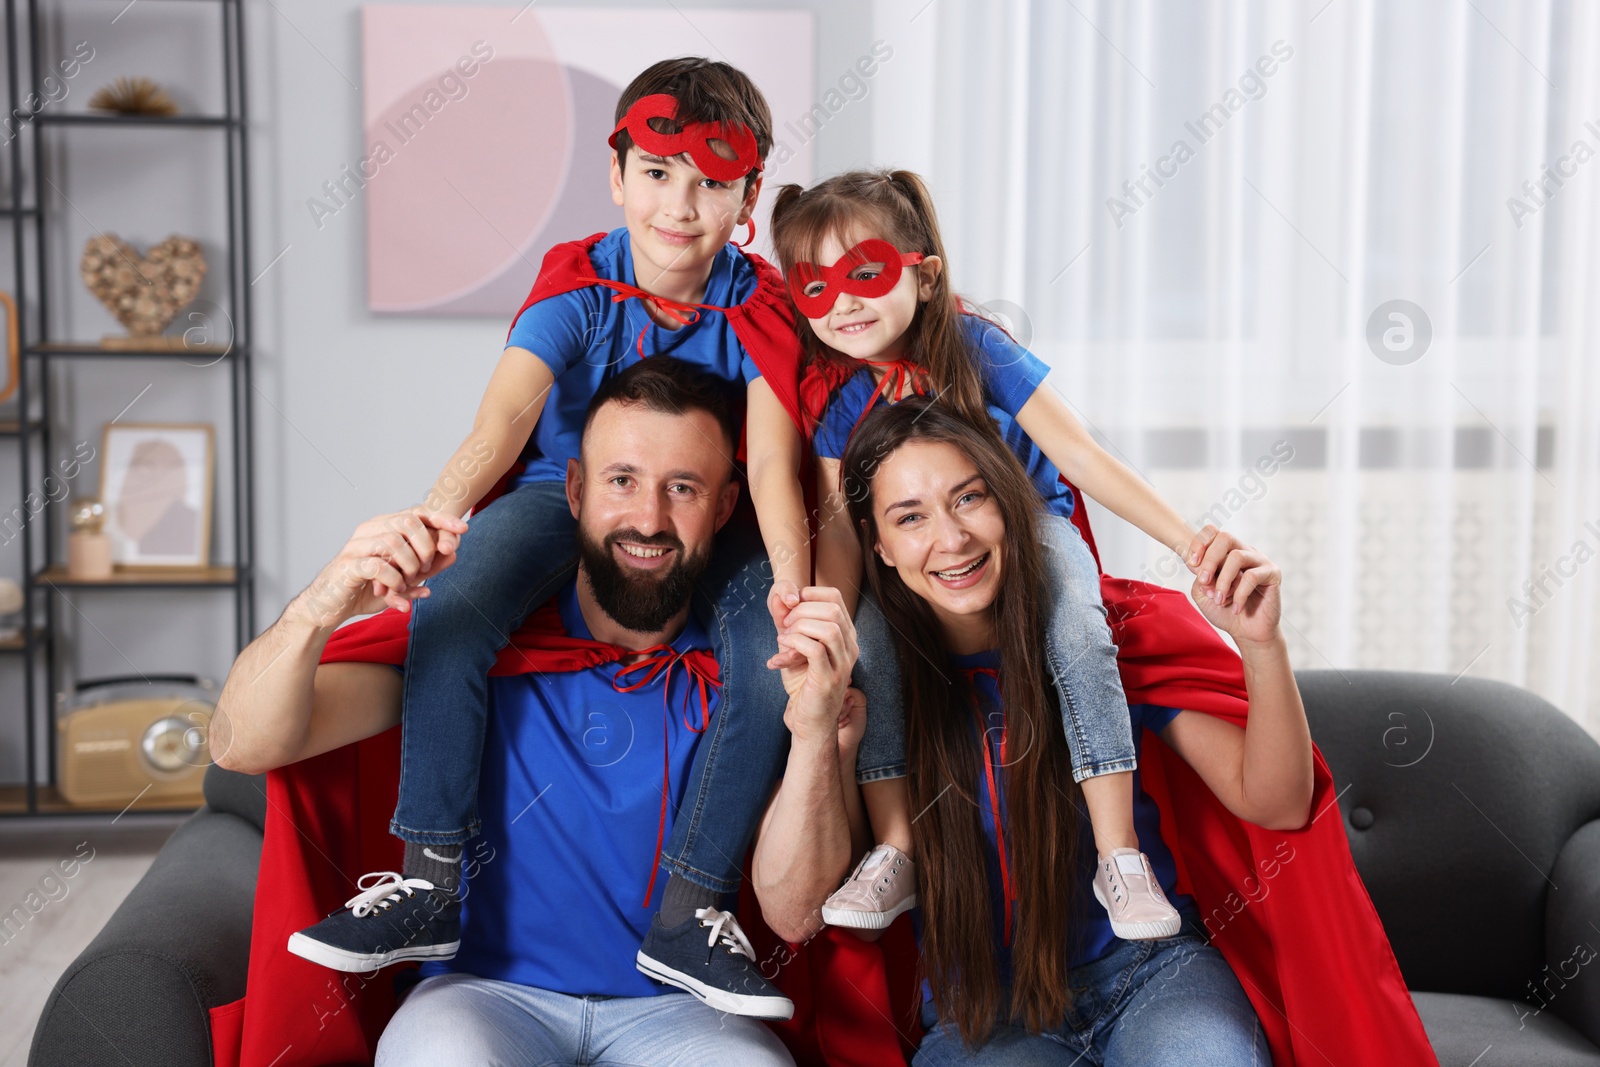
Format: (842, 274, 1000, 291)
(366, 57, 570, 311)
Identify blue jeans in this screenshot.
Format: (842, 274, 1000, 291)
(1038, 513, 1137, 781)
(375, 973, 794, 1066)
(851, 512, 1137, 786)
(847, 586, 907, 782)
(914, 926, 1269, 1065)
(393, 479, 577, 844)
(391, 481, 792, 895)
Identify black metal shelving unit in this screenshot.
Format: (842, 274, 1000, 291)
(0, 0, 254, 819)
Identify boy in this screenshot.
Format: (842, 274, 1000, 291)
(288, 57, 808, 1018)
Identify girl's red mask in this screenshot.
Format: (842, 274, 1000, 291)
(608, 94, 762, 183)
(787, 238, 926, 319)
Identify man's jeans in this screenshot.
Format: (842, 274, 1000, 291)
(914, 923, 1268, 1065)
(375, 973, 794, 1066)
(392, 479, 793, 893)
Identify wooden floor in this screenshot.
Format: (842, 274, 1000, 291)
(0, 822, 179, 1062)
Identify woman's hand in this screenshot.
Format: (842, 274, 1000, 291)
(1187, 533, 1282, 647)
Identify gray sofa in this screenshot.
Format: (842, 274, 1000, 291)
(29, 670, 1600, 1065)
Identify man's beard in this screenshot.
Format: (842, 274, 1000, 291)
(577, 525, 712, 634)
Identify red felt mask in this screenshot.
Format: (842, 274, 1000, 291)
(787, 239, 927, 319)
(608, 94, 762, 183)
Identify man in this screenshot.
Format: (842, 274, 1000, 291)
(212, 358, 860, 1064)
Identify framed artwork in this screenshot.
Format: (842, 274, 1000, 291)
(100, 422, 213, 568)
(359, 5, 815, 314)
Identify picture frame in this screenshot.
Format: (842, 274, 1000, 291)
(100, 422, 213, 568)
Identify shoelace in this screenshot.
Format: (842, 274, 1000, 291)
(343, 871, 437, 918)
(962, 665, 1014, 946)
(695, 906, 757, 962)
(611, 644, 721, 908)
(581, 276, 733, 358)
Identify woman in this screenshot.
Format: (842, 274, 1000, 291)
(840, 396, 1313, 1064)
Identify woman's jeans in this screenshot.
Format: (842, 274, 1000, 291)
(854, 512, 1137, 785)
(914, 924, 1269, 1065)
(390, 479, 793, 894)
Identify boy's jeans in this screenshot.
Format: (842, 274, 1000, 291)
(391, 480, 792, 894)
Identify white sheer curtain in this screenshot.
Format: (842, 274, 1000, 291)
(869, 0, 1600, 736)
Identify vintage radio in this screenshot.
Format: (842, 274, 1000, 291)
(56, 675, 216, 808)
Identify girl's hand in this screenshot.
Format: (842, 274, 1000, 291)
(766, 579, 806, 671)
(1184, 524, 1227, 578)
(1188, 539, 1283, 646)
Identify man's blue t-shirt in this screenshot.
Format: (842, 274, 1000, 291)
(917, 650, 1191, 1006)
(506, 227, 763, 488)
(417, 577, 721, 996)
(811, 315, 1075, 518)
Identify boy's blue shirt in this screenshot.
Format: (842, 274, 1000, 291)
(506, 227, 763, 488)
(811, 315, 1076, 518)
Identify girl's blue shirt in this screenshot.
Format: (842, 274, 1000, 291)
(811, 315, 1075, 518)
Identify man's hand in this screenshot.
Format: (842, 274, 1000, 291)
(771, 587, 859, 745)
(296, 509, 469, 629)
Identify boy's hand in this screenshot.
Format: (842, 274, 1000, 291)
(765, 578, 806, 671)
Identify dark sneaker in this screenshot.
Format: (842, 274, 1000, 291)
(287, 871, 460, 972)
(635, 907, 794, 1019)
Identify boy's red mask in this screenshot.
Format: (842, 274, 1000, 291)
(609, 94, 762, 183)
(787, 239, 926, 319)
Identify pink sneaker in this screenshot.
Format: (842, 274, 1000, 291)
(1092, 848, 1181, 940)
(821, 845, 918, 930)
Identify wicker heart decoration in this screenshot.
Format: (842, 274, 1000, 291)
(80, 234, 206, 338)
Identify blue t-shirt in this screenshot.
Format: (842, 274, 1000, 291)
(917, 650, 1190, 1006)
(811, 315, 1074, 518)
(506, 227, 764, 487)
(417, 577, 721, 996)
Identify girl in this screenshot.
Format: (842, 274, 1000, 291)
(764, 170, 1221, 938)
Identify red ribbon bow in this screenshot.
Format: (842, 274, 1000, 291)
(611, 643, 721, 908)
(580, 276, 733, 358)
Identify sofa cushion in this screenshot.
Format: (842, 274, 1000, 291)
(1413, 991, 1600, 1066)
(203, 763, 267, 834)
(1298, 670, 1600, 1002)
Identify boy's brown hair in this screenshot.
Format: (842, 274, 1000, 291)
(613, 57, 772, 192)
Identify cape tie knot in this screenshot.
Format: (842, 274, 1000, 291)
(608, 642, 722, 908)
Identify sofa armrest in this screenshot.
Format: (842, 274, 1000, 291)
(29, 807, 263, 1067)
(1546, 818, 1600, 1048)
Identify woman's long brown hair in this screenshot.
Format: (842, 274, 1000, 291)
(769, 169, 991, 431)
(841, 397, 1082, 1047)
